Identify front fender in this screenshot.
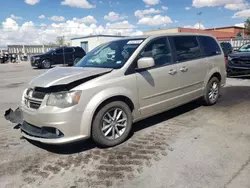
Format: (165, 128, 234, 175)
(79, 87, 138, 136)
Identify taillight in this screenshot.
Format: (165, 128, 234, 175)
(224, 57, 227, 65)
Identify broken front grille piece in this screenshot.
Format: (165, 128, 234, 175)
(25, 88, 46, 110)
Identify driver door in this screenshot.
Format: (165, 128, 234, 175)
(136, 37, 181, 116)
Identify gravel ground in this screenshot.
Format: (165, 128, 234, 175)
(0, 62, 249, 188)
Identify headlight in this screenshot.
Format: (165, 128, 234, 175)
(34, 57, 40, 60)
(47, 90, 82, 108)
(227, 56, 232, 61)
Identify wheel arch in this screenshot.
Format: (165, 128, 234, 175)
(204, 67, 223, 90)
(79, 88, 138, 137)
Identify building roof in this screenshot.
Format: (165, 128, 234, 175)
(179, 28, 235, 40)
(71, 34, 127, 40)
(205, 26, 245, 30)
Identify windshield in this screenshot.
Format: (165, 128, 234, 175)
(239, 43, 250, 52)
(75, 39, 144, 69)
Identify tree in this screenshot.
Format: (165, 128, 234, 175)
(245, 18, 250, 35)
(237, 31, 242, 37)
(56, 36, 66, 46)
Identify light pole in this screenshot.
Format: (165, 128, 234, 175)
(197, 12, 202, 29)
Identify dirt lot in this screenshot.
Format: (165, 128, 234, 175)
(0, 62, 249, 188)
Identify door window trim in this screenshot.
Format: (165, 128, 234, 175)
(198, 36, 222, 57)
(125, 36, 175, 75)
(169, 35, 203, 64)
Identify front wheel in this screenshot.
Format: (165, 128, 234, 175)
(203, 77, 220, 105)
(41, 59, 51, 69)
(92, 101, 132, 147)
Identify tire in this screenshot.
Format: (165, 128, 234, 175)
(73, 57, 81, 65)
(203, 77, 220, 106)
(41, 59, 51, 69)
(92, 101, 133, 147)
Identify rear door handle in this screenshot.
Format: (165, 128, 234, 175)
(180, 66, 188, 72)
(169, 69, 177, 75)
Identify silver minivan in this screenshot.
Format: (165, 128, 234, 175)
(20, 33, 226, 147)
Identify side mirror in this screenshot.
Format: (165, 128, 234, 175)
(136, 57, 155, 70)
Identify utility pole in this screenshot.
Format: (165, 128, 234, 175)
(197, 12, 202, 29)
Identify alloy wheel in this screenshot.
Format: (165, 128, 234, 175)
(208, 82, 219, 103)
(43, 60, 51, 68)
(101, 108, 127, 140)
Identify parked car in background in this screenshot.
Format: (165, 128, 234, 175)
(236, 43, 250, 52)
(0, 53, 10, 64)
(30, 46, 86, 69)
(220, 42, 233, 57)
(20, 34, 226, 147)
(227, 51, 250, 77)
(0, 55, 3, 64)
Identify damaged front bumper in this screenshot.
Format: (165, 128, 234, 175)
(21, 128, 88, 145)
(20, 102, 90, 144)
(227, 65, 250, 77)
(227, 60, 250, 77)
(5, 107, 89, 144)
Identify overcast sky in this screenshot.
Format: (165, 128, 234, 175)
(0, 0, 249, 46)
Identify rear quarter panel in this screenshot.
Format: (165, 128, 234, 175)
(204, 54, 226, 89)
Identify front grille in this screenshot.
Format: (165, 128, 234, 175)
(32, 90, 46, 99)
(29, 102, 41, 109)
(25, 88, 46, 110)
(231, 59, 250, 66)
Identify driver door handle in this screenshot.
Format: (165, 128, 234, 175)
(169, 69, 177, 75)
(180, 66, 188, 72)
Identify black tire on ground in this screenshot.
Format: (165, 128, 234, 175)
(92, 101, 133, 147)
(203, 77, 220, 106)
(73, 57, 81, 65)
(41, 59, 51, 69)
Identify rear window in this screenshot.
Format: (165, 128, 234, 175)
(75, 47, 85, 52)
(172, 36, 201, 62)
(199, 36, 221, 57)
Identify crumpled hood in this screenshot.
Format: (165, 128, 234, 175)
(29, 67, 112, 87)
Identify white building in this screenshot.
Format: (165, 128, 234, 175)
(71, 35, 125, 53)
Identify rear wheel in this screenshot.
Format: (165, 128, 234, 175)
(41, 59, 51, 69)
(203, 77, 220, 105)
(92, 101, 132, 147)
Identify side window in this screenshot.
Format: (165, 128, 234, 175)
(56, 48, 63, 54)
(64, 48, 74, 53)
(139, 37, 172, 66)
(172, 36, 201, 62)
(200, 36, 221, 57)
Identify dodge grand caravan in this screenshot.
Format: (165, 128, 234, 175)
(20, 34, 226, 147)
